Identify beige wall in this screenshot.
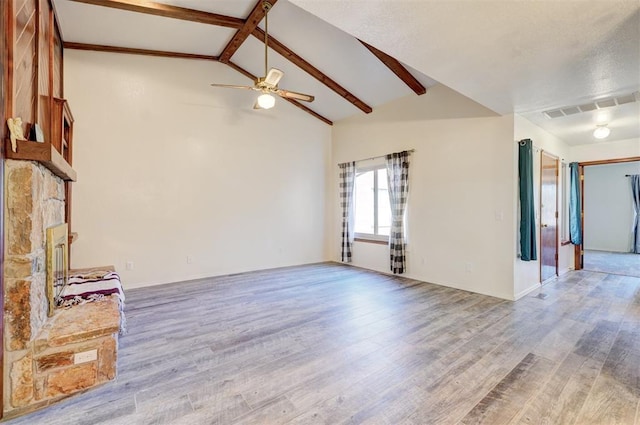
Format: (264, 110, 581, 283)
(332, 85, 516, 300)
(571, 138, 640, 163)
(65, 50, 332, 289)
(513, 115, 573, 299)
(63, 50, 640, 299)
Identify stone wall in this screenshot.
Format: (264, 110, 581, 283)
(5, 160, 65, 343)
(4, 160, 66, 411)
(3, 160, 121, 419)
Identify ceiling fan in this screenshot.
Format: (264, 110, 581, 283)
(210, 1, 315, 109)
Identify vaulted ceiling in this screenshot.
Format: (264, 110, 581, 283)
(53, 0, 640, 146)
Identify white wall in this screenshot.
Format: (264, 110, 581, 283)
(332, 85, 516, 300)
(584, 162, 640, 252)
(571, 138, 640, 162)
(65, 50, 331, 289)
(513, 115, 573, 298)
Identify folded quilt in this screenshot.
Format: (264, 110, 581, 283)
(60, 269, 127, 334)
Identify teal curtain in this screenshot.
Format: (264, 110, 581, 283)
(630, 175, 639, 253)
(518, 139, 537, 261)
(569, 162, 582, 245)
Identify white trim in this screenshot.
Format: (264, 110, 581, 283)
(354, 232, 389, 242)
(514, 282, 542, 300)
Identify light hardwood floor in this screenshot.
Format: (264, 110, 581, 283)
(5, 263, 640, 425)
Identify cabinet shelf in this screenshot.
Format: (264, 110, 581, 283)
(5, 138, 77, 181)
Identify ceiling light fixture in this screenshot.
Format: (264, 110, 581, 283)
(257, 92, 276, 109)
(595, 112, 609, 124)
(593, 124, 610, 139)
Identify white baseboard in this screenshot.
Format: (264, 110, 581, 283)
(514, 283, 542, 300)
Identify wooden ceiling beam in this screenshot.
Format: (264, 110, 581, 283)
(70, 0, 368, 115)
(359, 40, 426, 95)
(252, 28, 372, 114)
(64, 42, 219, 61)
(68, 0, 244, 28)
(227, 61, 333, 125)
(219, 0, 276, 64)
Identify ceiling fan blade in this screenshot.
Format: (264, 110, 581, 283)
(276, 89, 315, 102)
(210, 83, 257, 90)
(264, 68, 284, 87)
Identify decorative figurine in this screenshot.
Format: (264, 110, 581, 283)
(7, 117, 25, 153)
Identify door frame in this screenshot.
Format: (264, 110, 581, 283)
(540, 150, 559, 282)
(574, 155, 640, 269)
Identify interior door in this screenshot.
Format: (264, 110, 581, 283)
(540, 152, 559, 282)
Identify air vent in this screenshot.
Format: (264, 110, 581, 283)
(543, 92, 639, 119)
(562, 106, 581, 115)
(545, 110, 565, 119)
(577, 103, 597, 112)
(596, 98, 616, 108)
(616, 94, 636, 105)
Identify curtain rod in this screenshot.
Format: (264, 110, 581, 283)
(517, 139, 542, 152)
(346, 149, 415, 164)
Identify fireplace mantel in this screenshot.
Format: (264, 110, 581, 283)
(4, 139, 77, 181)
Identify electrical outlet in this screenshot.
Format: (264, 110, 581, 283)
(74, 349, 97, 364)
(465, 262, 474, 273)
(126, 261, 134, 271)
(187, 256, 193, 264)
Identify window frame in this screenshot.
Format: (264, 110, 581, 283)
(354, 163, 390, 243)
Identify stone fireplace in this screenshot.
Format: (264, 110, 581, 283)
(3, 160, 120, 419)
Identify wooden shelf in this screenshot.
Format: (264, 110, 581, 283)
(52, 98, 74, 165)
(5, 139, 77, 181)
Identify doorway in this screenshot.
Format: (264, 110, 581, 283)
(540, 151, 559, 282)
(574, 156, 640, 272)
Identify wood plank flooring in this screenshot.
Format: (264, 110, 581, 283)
(5, 262, 640, 425)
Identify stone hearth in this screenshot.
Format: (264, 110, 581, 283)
(3, 160, 121, 419)
(8, 298, 120, 417)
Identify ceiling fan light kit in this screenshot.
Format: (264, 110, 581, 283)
(593, 124, 610, 139)
(257, 93, 276, 109)
(210, 1, 315, 110)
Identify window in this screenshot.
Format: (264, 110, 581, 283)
(354, 164, 391, 241)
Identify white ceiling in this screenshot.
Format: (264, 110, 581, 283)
(290, 0, 640, 146)
(54, 0, 640, 146)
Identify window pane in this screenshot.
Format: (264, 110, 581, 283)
(355, 171, 375, 234)
(377, 169, 391, 236)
